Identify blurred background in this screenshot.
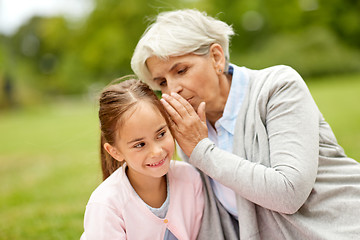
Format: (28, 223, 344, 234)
(1, 0, 359, 239)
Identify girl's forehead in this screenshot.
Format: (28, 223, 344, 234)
(117, 101, 166, 134)
(120, 100, 162, 124)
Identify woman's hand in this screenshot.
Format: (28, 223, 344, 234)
(160, 92, 208, 157)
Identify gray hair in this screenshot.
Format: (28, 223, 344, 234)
(131, 9, 235, 90)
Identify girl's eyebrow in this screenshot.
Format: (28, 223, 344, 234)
(127, 137, 144, 145)
(127, 125, 167, 144)
(156, 125, 167, 133)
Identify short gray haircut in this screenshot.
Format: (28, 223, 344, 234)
(131, 9, 235, 90)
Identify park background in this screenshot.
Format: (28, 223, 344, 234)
(1, 0, 360, 239)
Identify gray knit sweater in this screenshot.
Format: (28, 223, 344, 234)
(182, 65, 360, 239)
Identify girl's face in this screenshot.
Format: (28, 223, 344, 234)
(114, 101, 174, 181)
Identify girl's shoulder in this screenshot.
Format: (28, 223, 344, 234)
(168, 160, 201, 183)
(87, 166, 133, 208)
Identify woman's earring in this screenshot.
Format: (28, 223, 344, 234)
(219, 69, 222, 73)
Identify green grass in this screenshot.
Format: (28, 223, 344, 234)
(0, 99, 101, 239)
(307, 73, 360, 160)
(0, 73, 359, 239)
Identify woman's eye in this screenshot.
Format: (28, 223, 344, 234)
(134, 142, 145, 148)
(159, 80, 167, 87)
(177, 67, 188, 75)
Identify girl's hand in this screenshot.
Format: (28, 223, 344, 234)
(161, 92, 208, 157)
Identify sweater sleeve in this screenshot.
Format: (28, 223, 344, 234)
(189, 66, 319, 214)
(81, 203, 126, 240)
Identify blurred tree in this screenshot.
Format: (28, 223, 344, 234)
(75, 0, 207, 81)
(317, 0, 360, 48)
(205, 0, 360, 75)
(10, 16, 73, 94)
(1, 0, 359, 99)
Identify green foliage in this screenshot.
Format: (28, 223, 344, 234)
(1, 0, 360, 103)
(234, 26, 360, 77)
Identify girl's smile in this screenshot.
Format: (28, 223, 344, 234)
(146, 157, 167, 167)
(112, 101, 175, 182)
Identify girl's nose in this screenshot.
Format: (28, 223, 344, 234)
(150, 143, 163, 158)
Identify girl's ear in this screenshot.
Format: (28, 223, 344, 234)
(104, 143, 124, 162)
(209, 43, 226, 74)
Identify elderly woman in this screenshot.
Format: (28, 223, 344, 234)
(131, 9, 360, 239)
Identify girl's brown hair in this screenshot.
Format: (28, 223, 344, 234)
(99, 77, 172, 180)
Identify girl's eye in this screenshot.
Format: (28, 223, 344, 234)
(158, 131, 166, 139)
(134, 142, 145, 148)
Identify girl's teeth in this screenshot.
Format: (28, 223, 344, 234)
(149, 159, 164, 166)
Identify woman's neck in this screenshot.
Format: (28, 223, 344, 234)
(126, 167, 167, 208)
(207, 73, 233, 127)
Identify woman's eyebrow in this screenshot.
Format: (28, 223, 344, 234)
(169, 62, 181, 72)
(153, 76, 165, 82)
(153, 63, 181, 81)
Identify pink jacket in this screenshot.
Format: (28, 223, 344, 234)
(81, 161, 204, 240)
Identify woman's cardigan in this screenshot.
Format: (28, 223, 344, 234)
(181, 65, 360, 240)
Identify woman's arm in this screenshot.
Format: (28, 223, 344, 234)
(196, 69, 319, 214)
(163, 67, 319, 214)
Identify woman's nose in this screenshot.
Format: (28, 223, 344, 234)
(167, 79, 182, 94)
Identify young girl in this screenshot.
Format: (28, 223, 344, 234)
(80, 78, 204, 240)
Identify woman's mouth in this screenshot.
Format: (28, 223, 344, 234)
(186, 97, 195, 106)
(146, 157, 167, 168)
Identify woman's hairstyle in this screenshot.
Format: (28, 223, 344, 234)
(131, 9, 235, 90)
(99, 77, 173, 180)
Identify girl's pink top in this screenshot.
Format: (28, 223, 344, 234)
(81, 160, 204, 240)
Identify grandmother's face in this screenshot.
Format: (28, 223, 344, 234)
(146, 53, 226, 113)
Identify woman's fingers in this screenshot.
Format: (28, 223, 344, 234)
(197, 101, 206, 123)
(160, 93, 208, 157)
(166, 92, 207, 124)
(170, 92, 196, 115)
(161, 93, 191, 121)
(160, 98, 182, 125)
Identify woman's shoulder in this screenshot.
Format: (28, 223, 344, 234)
(242, 64, 300, 79)
(242, 64, 306, 92)
(241, 64, 296, 72)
